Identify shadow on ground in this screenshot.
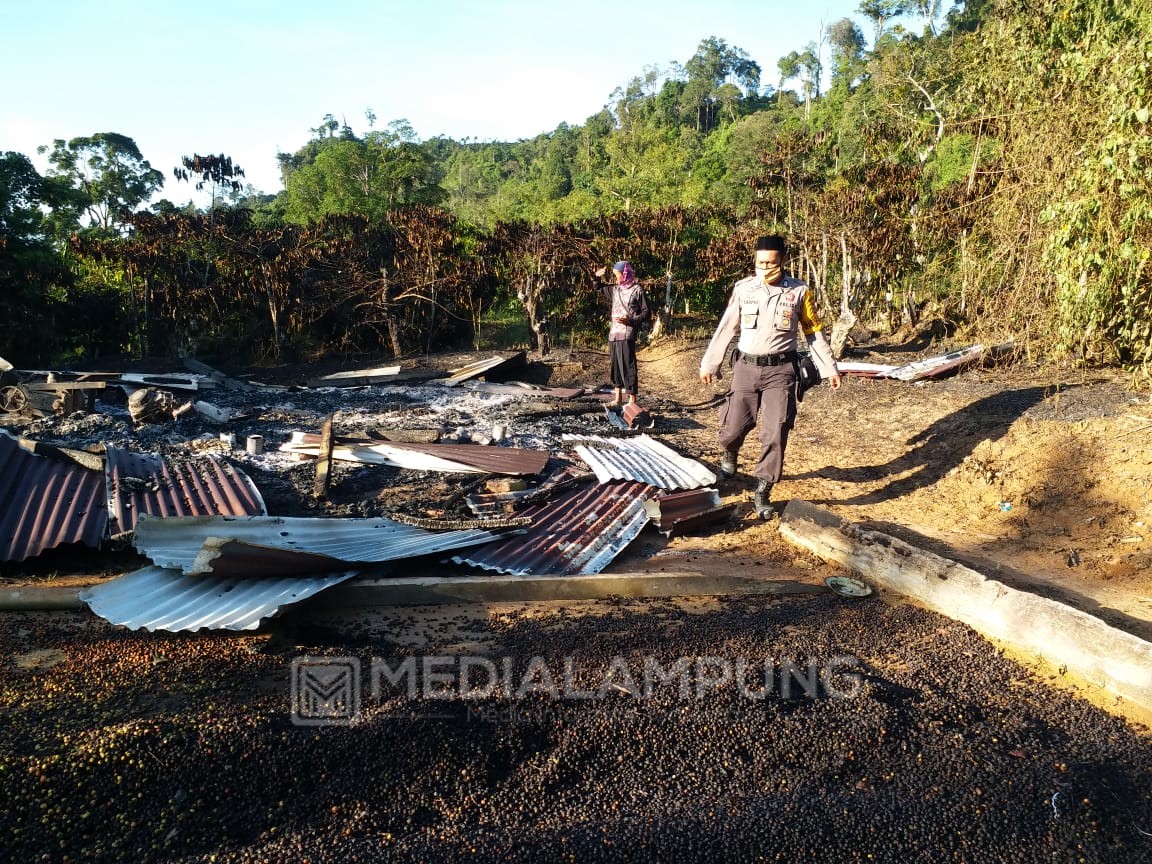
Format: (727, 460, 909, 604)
(795, 386, 1057, 505)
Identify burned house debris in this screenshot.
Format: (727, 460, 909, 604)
(0, 430, 266, 563)
(1, 342, 1013, 631)
(1, 352, 729, 629)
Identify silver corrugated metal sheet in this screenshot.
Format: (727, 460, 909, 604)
(836, 361, 898, 378)
(562, 434, 716, 490)
(451, 480, 653, 576)
(133, 514, 509, 573)
(116, 372, 215, 391)
(106, 447, 267, 536)
(314, 365, 401, 381)
(79, 566, 357, 632)
(0, 431, 106, 561)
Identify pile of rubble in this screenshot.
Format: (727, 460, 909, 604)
(2, 352, 737, 631)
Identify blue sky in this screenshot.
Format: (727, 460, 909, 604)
(2, 0, 894, 206)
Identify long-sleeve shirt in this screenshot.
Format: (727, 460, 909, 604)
(598, 283, 649, 342)
(699, 274, 839, 378)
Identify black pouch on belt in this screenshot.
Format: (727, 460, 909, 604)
(795, 354, 821, 402)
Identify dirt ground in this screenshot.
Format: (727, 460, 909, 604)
(4, 335, 1152, 864)
(572, 335, 1152, 638)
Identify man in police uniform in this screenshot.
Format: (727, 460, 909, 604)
(699, 235, 841, 518)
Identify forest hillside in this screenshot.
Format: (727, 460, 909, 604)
(1, 0, 1149, 382)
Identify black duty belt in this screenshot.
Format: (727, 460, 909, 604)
(739, 350, 798, 367)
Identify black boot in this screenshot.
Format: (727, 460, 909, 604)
(719, 448, 738, 479)
(753, 479, 774, 519)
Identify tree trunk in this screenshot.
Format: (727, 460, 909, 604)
(521, 276, 551, 356)
(380, 267, 403, 357)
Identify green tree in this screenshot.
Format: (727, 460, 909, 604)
(679, 37, 761, 132)
(858, 0, 912, 44)
(778, 45, 822, 117)
(443, 145, 505, 225)
(39, 132, 164, 235)
(0, 152, 72, 363)
(827, 18, 868, 88)
(597, 122, 688, 212)
(282, 120, 444, 224)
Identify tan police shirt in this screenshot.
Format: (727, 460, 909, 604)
(699, 274, 839, 378)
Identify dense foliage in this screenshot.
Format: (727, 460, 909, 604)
(2, 0, 1150, 379)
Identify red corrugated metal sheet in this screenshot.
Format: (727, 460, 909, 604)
(643, 488, 722, 521)
(451, 479, 654, 576)
(621, 402, 655, 429)
(0, 432, 106, 562)
(106, 447, 266, 537)
(642, 488, 736, 537)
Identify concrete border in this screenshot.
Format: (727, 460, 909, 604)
(1, 571, 826, 613)
(779, 500, 1152, 718)
(0, 585, 86, 610)
(317, 571, 827, 606)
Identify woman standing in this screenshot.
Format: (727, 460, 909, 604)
(593, 261, 650, 407)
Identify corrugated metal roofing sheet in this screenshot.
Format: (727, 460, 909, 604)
(374, 441, 549, 475)
(79, 566, 357, 632)
(314, 365, 401, 382)
(643, 488, 723, 521)
(133, 514, 509, 573)
(562, 434, 716, 491)
(642, 488, 736, 537)
(0, 431, 107, 561)
(105, 447, 267, 536)
(451, 480, 653, 576)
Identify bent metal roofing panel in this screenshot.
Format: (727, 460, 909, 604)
(79, 566, 357, 632)
(280, 433, 550, 476)
(105, 446, 267, 536)
(0, 431, 106, 561)
(562, 434, 716, 490)
(450, 479, 654, 576)
(133, 514, 509, 574)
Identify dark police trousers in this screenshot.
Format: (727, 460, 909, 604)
(717, 359, 797, 483)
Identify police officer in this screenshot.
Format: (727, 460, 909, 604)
(699, 235, 841, 518)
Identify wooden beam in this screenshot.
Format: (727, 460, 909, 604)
(313, 414, 335, 499)
(778, 499, 1152, 718)
(183, 357, 258, 391)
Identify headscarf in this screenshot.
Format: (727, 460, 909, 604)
(612, 261, 637, 288)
